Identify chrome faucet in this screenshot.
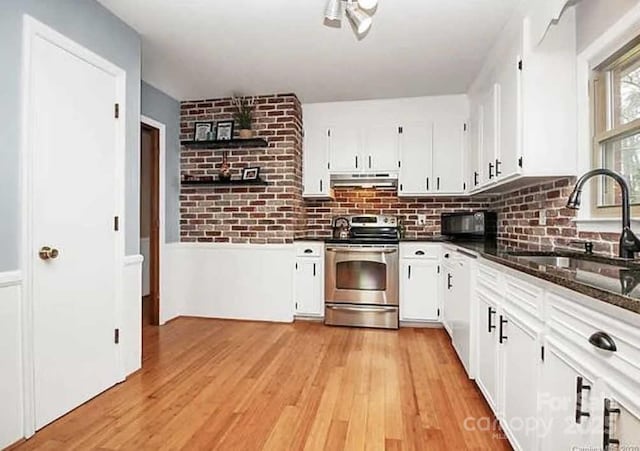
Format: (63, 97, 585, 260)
(566, 169, 640, 259)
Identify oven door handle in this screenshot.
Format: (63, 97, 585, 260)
(326, 305, 398, 313)
(325, 247, 398, 254)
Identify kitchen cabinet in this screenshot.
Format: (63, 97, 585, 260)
(294, 243, 324, 317)
(468, 7, 577, 193)
(328, 126, 360, 173)
(442, 247, 474, 374)
(432, 118, 466, 193)
(480, 86, 498, 186)
(398, 120, 466, 197)
(328, 125, 399, 174)
(363, 125, 400, 172)
(398, 123, 432, 195)
(476, 291, 498, 411)
(540, 340, 600, 451)
(399, 243, 440, 322)
(499, 307, 540, 451)
(302, 126, 331, 198)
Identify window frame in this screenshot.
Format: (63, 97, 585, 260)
(591, 36, 640, 218)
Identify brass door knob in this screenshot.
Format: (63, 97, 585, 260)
(39, 246, 59, 260)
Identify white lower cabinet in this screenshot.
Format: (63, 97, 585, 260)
(294, 243, 324, 317)
(499, 307, 540, 451)
(539, 341, 600, 450)
(476, 291, 498, 410)
(399, 243, 440, 322)
(473, 260, 640, 451)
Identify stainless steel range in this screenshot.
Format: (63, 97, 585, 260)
(325, 215, 399, 329)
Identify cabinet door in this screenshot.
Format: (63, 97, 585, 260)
(433, 118, 465, 193)
(496, 46, 522, 180)
(328, 126, 360, 172)
(604, 396, 640, 449)
(500, 310, 539, 451)
(398, 123, 432, 195)
(442, 263, 455, 336)
(294, 258, 322, 316)
(480, 85, 498, 185)
(476, 294, 498, 410)
(364, 125, 399, 172)
(303, 126, 330, 197)
(400, 259, 439, 321)
(469, 106, 482, 189)
(540, 345, 599, 451)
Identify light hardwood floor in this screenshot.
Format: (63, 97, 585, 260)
(12, 318, 511, 450)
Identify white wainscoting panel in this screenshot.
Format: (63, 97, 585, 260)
(0, 271, 24, 449)
(123, 255, 143, 377)
(140, 237, 150, 297)
(165, 243, 295, 323)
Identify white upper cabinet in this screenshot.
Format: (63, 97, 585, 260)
(433, 118, 465, 193)
(328, 126, 360, 172)
(363, 125, 400, 172)
(468, 6, 577, 193)
(302, 126, 331, 198)
(398, 123, 432, 195)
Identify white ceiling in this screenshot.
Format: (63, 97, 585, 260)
(98, 0, 519, 103)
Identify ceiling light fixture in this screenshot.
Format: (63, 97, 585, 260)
(357, 0, 378, 11)
(324, 0, 375, 36)
(324, 0, 343, 21)
(346, 2, 372, 34)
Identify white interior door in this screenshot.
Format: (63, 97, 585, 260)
(29, 29, 121, 429)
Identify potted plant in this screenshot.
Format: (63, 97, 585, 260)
(232, 95, 255, 139)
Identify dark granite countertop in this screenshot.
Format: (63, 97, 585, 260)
(449, 241, 640, 315)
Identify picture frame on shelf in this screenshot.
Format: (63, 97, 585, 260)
(242, 167, 260, 181)
(193, 121, 214, 141)
(216, 120, 234, 141)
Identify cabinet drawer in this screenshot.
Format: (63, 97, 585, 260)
(477, 261, 500, 293)
(504, 274, 543, 319)
(400, 243, 440, 259)
(295, 242, 324, 257)
(547, 292, 640, 392)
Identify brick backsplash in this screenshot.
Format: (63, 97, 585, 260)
(489, 177, 621, 256)
(304, 188, 492, 239)
(178, 94, 622, 255)
(179, 94, 304, 243)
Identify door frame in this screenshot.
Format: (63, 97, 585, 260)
(20, 15, 127, 437)
(140, 115, 166, 326)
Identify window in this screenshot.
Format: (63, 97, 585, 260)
(592, 37, 640, 214)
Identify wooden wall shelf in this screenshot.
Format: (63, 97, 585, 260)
(181, 178, 269, 188)
(181, 138, 268, 150)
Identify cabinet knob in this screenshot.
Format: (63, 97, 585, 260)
(589, 331, 617, 352)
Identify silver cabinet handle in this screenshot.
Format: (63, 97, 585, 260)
(326, 247, 398, 254)
(326, 305, 397, 313)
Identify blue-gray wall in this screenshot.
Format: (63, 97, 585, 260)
(141, 81, 181, 243)
(0, 0, 141, 272)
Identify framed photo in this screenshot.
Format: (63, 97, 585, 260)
(242, 167, 260, 181)
(193, 121, 213, 141)
(216, 120, 234, 141)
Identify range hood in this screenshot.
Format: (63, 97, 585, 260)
(330, 173, 398, 188)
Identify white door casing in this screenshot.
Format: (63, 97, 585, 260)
(21, 16, 126, 434)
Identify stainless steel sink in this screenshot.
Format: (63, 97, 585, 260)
(515, 255, 571, 267)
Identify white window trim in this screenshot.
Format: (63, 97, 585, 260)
(575, 2, 640, 232)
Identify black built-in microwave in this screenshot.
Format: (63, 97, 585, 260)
(441, 211, 497, 240)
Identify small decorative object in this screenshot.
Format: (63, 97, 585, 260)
(232, 94, 255, 139)
(193, 121, 214, 141)
(206, 129, 216, 140)
(219, 151, 232, 182)
(242, 166, 260, 181)
(216, 120, 234, 140)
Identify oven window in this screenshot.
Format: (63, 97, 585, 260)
(336, 261, 387, 291)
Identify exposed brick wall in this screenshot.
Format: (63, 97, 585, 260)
(304, 188, 492, 239)
(179, 94, 303, 243)
(490, 177, 621, 256)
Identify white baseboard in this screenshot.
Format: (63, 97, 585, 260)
(164, 243, 294, 323)
(0, 272, 24, 448)
(122, 255, 142, 376)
